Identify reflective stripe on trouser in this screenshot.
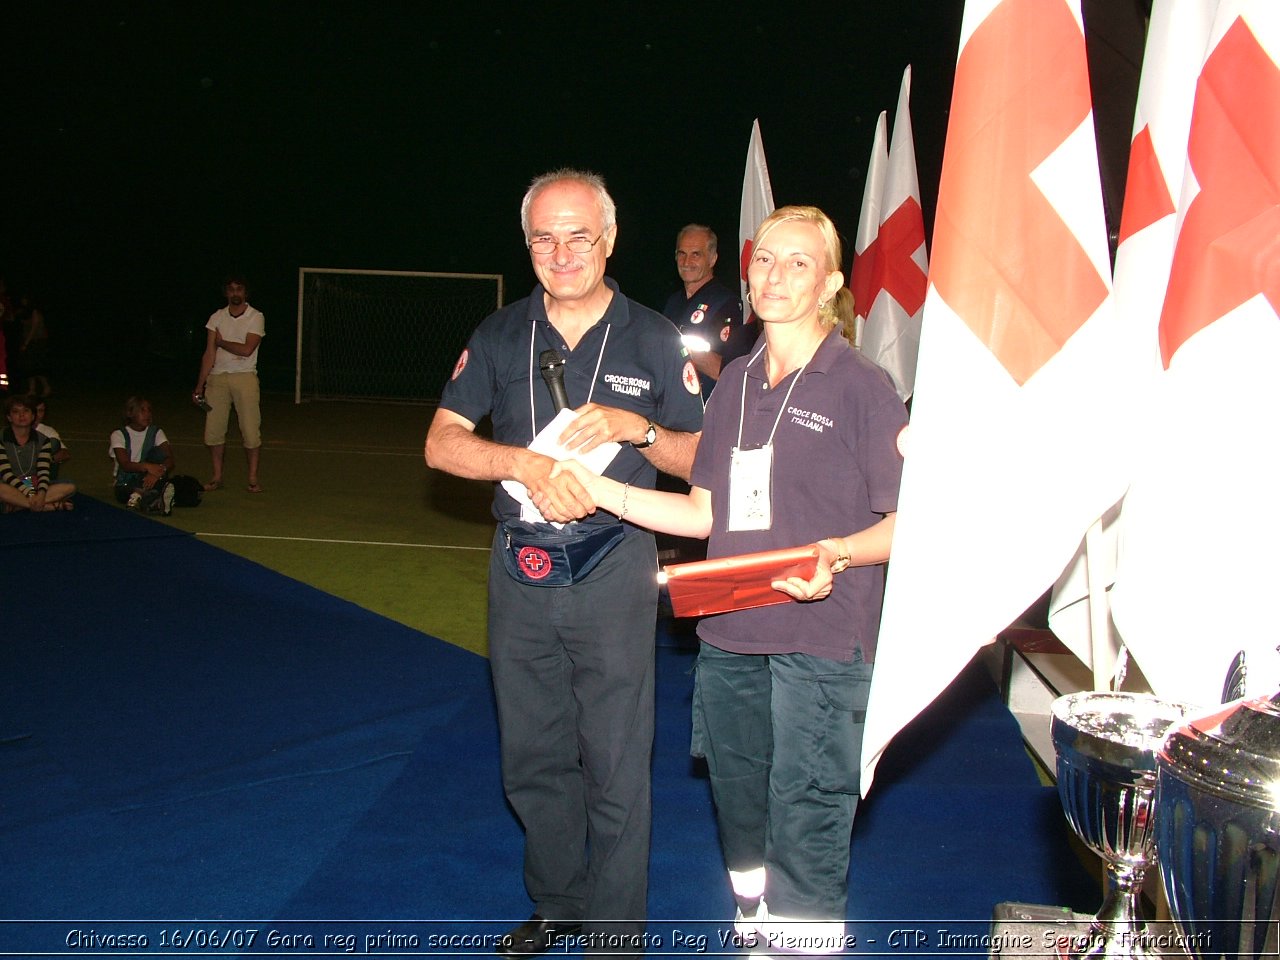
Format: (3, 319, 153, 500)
(730, 867, 766, 939)
(692, 641, 872, 921)
(488, 529, 657, 954)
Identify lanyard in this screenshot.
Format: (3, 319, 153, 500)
(734, 340, 812, 452)
(4, 436, 37, 478)
(526, 320, 610, 442)
(726, 339, 819, 532)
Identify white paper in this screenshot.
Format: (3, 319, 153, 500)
(500, 408, 621, 525)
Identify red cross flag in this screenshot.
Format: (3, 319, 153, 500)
(862, 0, 1135, 788)
(738, 119, 776, 309)
(1110, 0, 1280, 709)
(855, 66, 928, 401)
(851, 110, 888, 350)
(1047, 0, 1215, 680)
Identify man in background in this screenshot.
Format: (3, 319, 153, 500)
(662, 224, 752, 398)
(193, 277, 264, 493)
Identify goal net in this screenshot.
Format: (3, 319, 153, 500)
(295, 268, 504, 403)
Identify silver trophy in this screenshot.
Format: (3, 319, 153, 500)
(1051, 691, 1190, 960)
(1156, 692, 1280, 960)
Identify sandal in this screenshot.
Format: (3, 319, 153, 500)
(247, 483, 264, 494)
(202, 480, 223, 492)
(44, 499, 75, 512)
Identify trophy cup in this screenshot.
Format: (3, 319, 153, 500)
(1156, 692, 1280, 960)
(1051, 691, 1190, 960)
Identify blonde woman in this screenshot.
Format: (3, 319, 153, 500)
(549, 205, 907, 948)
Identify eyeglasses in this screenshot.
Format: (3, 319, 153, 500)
(527, 234, 605, 255)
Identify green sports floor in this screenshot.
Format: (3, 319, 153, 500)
(32, 380, 496, 655)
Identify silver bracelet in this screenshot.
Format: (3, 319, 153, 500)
(620, 483, 630, 521)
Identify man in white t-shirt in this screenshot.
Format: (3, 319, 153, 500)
(193, 276, 264, 493)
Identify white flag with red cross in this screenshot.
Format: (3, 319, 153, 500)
(1110, 1, 1280, 709)
(850, 110, 888, 349)
(861, 0, 1134, 788)
(738, 119, 776, 310)
(1047, 0, 1217, 676)
(856, 66, 928, 401)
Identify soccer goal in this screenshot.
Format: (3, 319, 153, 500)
(295, 268, 504, 403)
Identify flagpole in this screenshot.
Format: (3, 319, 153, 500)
(1084, 518, 1118, 690)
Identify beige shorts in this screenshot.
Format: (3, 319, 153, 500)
(203, 371, 262, 448)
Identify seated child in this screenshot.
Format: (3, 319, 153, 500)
(1, 393, 76, 512)
(110, 396, 176, 515)
(34, 398, 71, 482)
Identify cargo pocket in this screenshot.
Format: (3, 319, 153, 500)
(809, 663, 873, 796)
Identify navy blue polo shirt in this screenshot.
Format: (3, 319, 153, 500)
(690, 329, 907, 662)
(441, 277, 705, 526)
(662, 277, 753, 391)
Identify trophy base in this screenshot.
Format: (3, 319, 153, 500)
(990, 903, 1191, 960)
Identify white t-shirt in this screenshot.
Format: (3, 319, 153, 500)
(109, 425, 170, 478)
(36, 422, 66, 451)
(207, 304, 265, 375)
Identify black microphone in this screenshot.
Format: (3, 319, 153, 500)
(538, 349, 570, 412)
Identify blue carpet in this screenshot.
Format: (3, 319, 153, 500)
(0, 491, 185, 548)
(2, 498, 1095, 956)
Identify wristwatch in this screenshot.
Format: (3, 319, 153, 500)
(633, 419, 657, 449)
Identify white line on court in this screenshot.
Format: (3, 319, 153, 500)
(197, 532, 490, 550)
(62, 435, 423, 457)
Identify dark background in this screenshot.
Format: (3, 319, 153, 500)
(2, 2, 1147, 391)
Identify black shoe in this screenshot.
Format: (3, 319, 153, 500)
(495, 916, 582, 958)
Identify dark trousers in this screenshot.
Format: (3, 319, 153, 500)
(114, 481, 165, 512)
(488, 528, 657, 954)
(692, 641, 872, 920)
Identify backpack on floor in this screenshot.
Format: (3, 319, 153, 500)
(169, 474, 204, 507)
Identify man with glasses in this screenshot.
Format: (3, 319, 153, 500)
(426, 169, 703, 958)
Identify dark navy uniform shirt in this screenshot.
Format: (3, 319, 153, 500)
(441, 277, 706, 526)
(663, 277, 755, 395)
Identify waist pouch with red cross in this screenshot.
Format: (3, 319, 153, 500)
(499, 518, 625, 587)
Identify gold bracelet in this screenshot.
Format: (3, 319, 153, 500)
(620, 483, 630, 521)
(822, 537, 851, 574)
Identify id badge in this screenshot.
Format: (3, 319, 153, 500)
(728, 445, 773, 531)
